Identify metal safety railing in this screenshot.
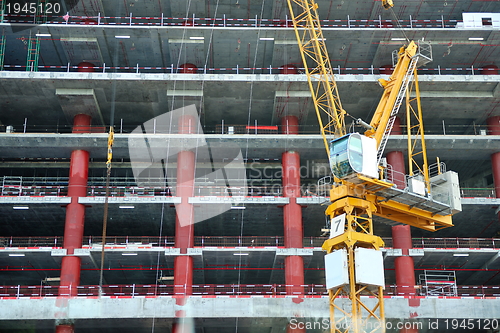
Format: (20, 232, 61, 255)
(2, 184, 497, 199)
(0, 184, 283, 197)
(0, 176, 497, 199)
(0, 236, 499, 249)
(407, 238, 500, 249)
(1, 64, 499, 76)
(1, 121, 497, 136)
(0, 284, 499, 298)
(0, 13, 463, 28)
(461, 188, 497, 198)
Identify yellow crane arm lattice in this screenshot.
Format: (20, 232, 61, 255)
(286, 0, 346, 157)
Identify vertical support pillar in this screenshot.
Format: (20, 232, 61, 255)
(55, 325, 74, 333)
(387, 117, 406, 189)
(392, 224, 419, 333)
(392, 225, 416, 296)
(281, 115, 299, 135)
(390, 118, 415, 308)
(281, 115, 304, 304)
(488, 117, 500, 198)
(57, 113, 91, 333)
(174, 114, 196, 299)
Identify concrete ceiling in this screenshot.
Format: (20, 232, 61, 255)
(3, 26, 500, 73)
(0, 71, 499, 132)
(0, 200, 497, 242)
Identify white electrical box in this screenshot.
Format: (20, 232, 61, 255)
(354, 248, 385, 287)
(325, 249, 349, 290)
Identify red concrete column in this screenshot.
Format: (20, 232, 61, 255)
(57, 114, 91, 333)
(392, 225, 416, 297)
(55, 325, 74, 333)
(59, 114, 91, 297)
(392, 225, 419, 333)
(72, 114, 92, 133)
(391, 116, 403, 135)
(387, 117, 406, 189)
(487, 117, 500, 199)
(281, 115, 299, 135)
(487, 116, 500, 136)
(492, 152, 500, 199)
(174, 114, 196, 297)
(399, 328, 419, 333)
(281, 116, 304, 299)
(287, 323, 305, 333)
(282, 151, 302, 247)
(387, 151, 406, 189)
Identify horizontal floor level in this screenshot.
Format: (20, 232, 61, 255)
(0, 296, 499, 320)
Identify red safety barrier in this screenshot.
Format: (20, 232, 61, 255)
(1, 13, 459, 28)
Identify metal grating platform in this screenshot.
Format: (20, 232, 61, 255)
(376, 186, 453, 216)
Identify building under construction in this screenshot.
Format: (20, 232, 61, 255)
(0, 0, 500, 332)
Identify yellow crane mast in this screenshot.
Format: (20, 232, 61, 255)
(286, 1, 461, 332)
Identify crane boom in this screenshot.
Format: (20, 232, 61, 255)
(366, 42, 419, 163)
(286, 0, 346, 157)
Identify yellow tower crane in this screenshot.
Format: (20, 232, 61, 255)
(286, 1, 461, 332)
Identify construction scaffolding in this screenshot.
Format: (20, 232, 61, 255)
(419, 270, 458, 296)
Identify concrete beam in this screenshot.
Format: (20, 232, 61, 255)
(410, 91, 494, 98)
(2, 71, 500, 84)
(493, 82, 500, 97)
(78, 197, 181, 204)
(0, 297, 499, 320)
(55, 89, 105, 125)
